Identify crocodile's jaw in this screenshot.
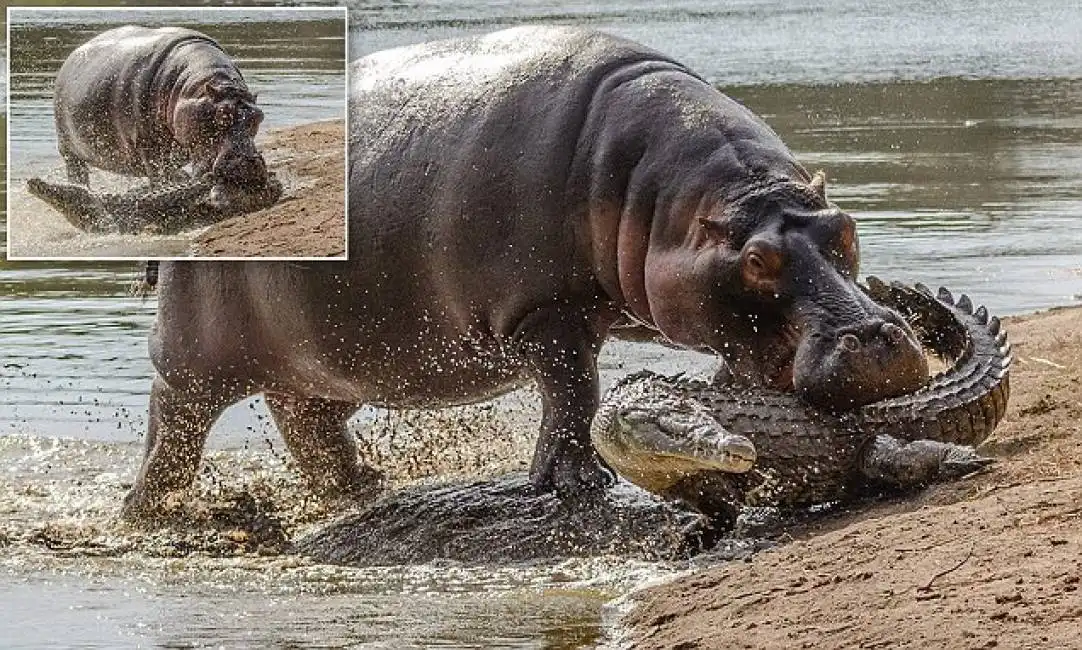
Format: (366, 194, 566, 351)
(592, 407, 757, 493)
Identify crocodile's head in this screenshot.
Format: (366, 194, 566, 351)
(591, 375, 757, 495)
(595, 282, 1012, 519)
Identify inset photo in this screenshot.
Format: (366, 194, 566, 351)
(6, 6, 347, 259)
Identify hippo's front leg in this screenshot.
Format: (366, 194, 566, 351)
(121, 376, 246, 521)
(516, 307, 613, 496)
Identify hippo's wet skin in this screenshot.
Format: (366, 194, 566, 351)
(53, 25, 269, 211)
(124, 27, 928, 520)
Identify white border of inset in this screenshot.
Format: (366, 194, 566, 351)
(5, 5, 350, 261)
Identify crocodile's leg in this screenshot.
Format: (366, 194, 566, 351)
(858, 434, 994, 488)
(663, 473, 746, 531)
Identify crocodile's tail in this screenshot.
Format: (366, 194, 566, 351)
(26, 177, 111, 232)
(856, 278, 1012, 446)
(131, 261, 159, 298)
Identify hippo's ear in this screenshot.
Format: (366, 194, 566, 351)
(203, 79, 225, 102)
(809, 170, 827, 201)
(697, 216, 731, 244)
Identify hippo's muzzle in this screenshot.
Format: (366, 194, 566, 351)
(791, 298, 928, 412)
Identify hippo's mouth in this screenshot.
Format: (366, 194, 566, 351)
(206, 174, 283, 215)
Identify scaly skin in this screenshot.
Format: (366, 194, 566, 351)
(591, 279, 1011, 524)
(26, 173, 282, 234)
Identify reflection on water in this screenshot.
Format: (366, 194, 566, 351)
(2, 0, 1082, 647)
(738, 78, 1082, 313)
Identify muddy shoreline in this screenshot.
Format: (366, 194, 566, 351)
(6, 119, 346, 259)
(617, 305, 1082, 649)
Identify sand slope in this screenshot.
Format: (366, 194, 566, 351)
(194, 119, 346, 257)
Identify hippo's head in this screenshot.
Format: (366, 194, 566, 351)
(644, 171, 928, 412)
(172, 76, 269, 193)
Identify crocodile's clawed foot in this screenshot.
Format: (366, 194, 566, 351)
(940, 446, 996, 479)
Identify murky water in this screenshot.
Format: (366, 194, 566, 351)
(6, 8, 346, 257)
(2, 0, 1082, 647)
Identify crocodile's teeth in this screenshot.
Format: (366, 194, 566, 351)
(914, 282, 933, 297)
(974, 305, 989, 325)
(988, 315, 1002, 336)
(937, 287, 955, 304)
(957, 294, 974, 314)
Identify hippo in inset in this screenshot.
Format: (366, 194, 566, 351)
(123, 27, 928, 520)
(53, 25, 268, 209)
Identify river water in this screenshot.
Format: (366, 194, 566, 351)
(2, 0, 1082, 647)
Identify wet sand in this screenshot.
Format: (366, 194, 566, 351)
(194, 119, 347, 258)
(618, 306, 1082, 649)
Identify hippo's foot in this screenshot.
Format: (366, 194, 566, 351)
(119, 487, 189, 526)
(264, 393, 383, 506)
(529, 446, 614, 499)
(317, 465, 386, 506)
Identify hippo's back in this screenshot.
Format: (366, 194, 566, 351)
(54, 25, 222, 176)
(345, 28, 693, 321)
(349, 27, 676, 156)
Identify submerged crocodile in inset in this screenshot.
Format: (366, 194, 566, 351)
(592, 279, 1012, 526)
(26, 173, 283, 234)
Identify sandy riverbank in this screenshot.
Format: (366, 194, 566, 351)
(619, 305, 1082, 649)
(193, 119, 346, 258)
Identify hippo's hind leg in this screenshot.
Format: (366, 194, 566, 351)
(121, 376, 245, 521)
(517, 307, 614, 497)
(58, 143, 90, 186)
(264, 394, 383, 501)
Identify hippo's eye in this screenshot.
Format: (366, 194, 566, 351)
(746, 252, 766, 273)
(214, 103, 236, 128)
(741, 246, 784, 294)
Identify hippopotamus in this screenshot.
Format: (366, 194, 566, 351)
(122, 27, 929, 520)
(53, 25, 268, 209)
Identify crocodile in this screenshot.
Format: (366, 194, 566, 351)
(26, 173, 283, 235)
(592, 279, 1012, 526)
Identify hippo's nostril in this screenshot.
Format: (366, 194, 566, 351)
(883, 323, 907, 345)
(840, 333, 861, 352)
